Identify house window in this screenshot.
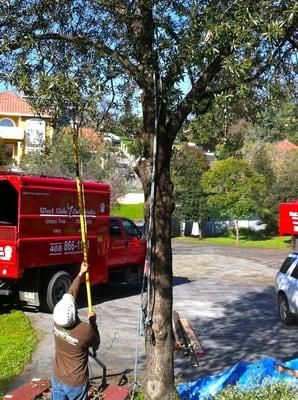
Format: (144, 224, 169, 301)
(25, 118, 46, 153)
(0, 119, 15, 127)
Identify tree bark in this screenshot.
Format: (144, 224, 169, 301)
(136, 127, 176, 399)
(235, 219, 239, 243)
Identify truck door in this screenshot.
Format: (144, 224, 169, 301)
(121, 218, 146, 265)
(0, 180, 18, 284)
(107, 217, 126, 268)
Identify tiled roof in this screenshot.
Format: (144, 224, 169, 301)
(276, 139, 298, 151)
(0, 91, 49, 117)
(62, 126, 104, 150)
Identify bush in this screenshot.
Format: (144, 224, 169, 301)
(214, 382, 298, 400)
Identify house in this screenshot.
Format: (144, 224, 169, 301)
(0, 92, 53, 164)
(61, 126, 105, 151)
(275, 139, 298, 151)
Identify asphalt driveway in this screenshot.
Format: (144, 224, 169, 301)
(7, 242, 298, 391)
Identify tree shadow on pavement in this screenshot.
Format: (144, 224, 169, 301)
(173, 276, 193, 286)
(77, 281, 143, 308)
(174, 285, 298, 383)
(78, 276, 192, 308)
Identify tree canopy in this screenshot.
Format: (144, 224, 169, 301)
(202, 157, 266, 241)
(171, 144, 208, 222)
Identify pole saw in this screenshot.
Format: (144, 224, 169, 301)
(72, 121, 93, 314)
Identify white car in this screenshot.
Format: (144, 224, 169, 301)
(275, 252, 298, 324)
(104, 133, 121, 146)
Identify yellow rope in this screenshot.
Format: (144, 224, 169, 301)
(73, 127, 93, 313)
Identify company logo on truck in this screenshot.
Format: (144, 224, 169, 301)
(289, 211, 298, 232)
(0, 245, 13, 261)
(40, 204, 97, 217)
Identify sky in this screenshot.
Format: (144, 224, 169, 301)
(0, 81, 14, 92)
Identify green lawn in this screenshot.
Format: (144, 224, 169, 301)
(0, 310, 37, 397)
(110, 202, 291, 250)
(174, 234, 292, 249)
(111, 202, 144, 220)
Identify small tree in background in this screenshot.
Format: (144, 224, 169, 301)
(21, 131, 132, 206)
(244, 142, 276, 232)
(171, 145, 209, 236)
(202, 157, 266, 242)
(244, 143, 298, 231)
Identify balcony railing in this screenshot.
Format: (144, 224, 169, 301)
(0, 126, 24, 140)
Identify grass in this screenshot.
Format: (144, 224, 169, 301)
(111, 202, 144, 220)
(110, 201, 291, 250)
(0, 310, 37, 397)
(174, 231, 292, 249)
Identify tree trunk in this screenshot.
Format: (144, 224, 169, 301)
(235, 219, 239, 243)
(136, 132, 176, 399)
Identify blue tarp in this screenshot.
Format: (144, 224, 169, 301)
(177, 358, 298, 399)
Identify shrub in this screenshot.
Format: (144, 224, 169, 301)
(215, 382, 298, 400)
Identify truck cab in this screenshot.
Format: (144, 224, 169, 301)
(108, 216, 145, 282)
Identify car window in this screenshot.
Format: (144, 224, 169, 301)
(279, 256, 296, 274)
(291, 264, 298, 279)
(109, 219, 121, 238)
(122, 219, 141, 238)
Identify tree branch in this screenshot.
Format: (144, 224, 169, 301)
(166, 51, 229, 138)
(6, 31, 144, 85)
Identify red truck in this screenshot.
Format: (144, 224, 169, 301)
(279, 201, 298, 236)
(0, 173, 145, 311)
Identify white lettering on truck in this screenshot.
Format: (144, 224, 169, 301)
(0, 245, 13, 261)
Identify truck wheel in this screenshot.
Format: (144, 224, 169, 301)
(43, 271, 72, 313)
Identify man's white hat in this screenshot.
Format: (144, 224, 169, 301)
(53, 293, 76, 327)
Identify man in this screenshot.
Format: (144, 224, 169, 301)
(51, 262, 100, 400)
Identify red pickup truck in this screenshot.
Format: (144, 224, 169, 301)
(0, 173, 146, 311)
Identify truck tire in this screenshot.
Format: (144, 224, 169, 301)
(278, 293, 295, 325)
(43, 271, 72, 313)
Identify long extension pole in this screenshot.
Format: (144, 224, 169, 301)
(72, 122, 93, 313)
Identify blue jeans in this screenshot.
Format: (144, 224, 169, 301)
(51, 377, 89, 400)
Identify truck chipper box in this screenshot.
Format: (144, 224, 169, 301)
(0, 173, 145, 311)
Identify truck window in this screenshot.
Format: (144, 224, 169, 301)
(122, 219, 141, 238)
(0, 181, 18, 226)
(109, 219, 122, 238)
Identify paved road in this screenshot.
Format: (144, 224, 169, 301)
(8, 242, 298, 391)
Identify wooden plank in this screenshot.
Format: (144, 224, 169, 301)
(180, 318, 204, 357)
(172, 311, 185, 350)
